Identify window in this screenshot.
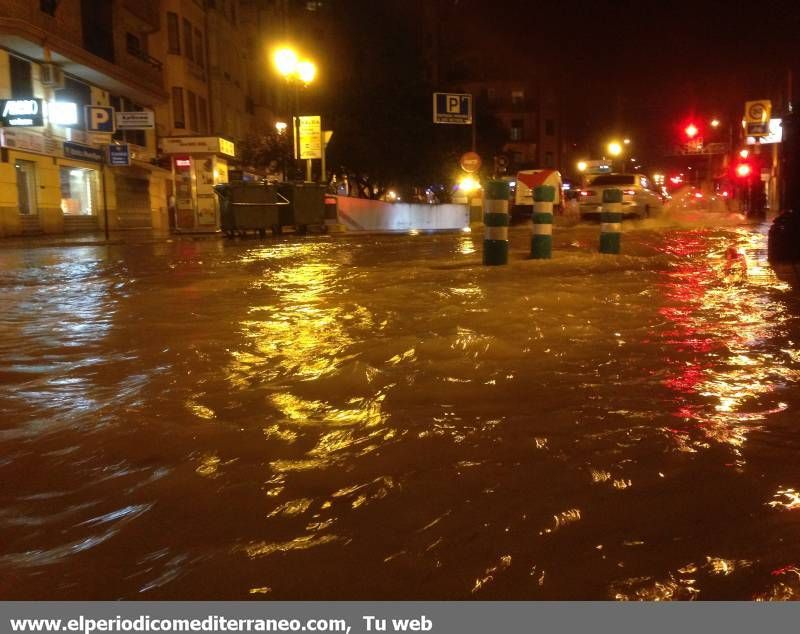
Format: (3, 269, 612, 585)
(198, 97, 208, 133)
(487, 88, 496, 105)
(510, 118, 524, 141)
(167, 12, 180, 54)
(545, 119, 555, 136)
(172, 87, 185, 129)
(187, 90, 197, 131)
(545, 151, 553, 168)
(111, 96, 146, 146)
(40, 0, 58, 16)
(183, 18, 194, 62)
(9, 56, 33, 98)
(15, 160, 38, 215)
(590, 174, 635, 186)
(126, 32, 141, 54)
(245, 96, 254, 115)
(511, 90, 524, 105)
(640, 176, 650, 190)
(60, 167, 98, 216)
(194, 28, 204, 68)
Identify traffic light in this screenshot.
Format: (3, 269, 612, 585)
(735, 162, 752, 179)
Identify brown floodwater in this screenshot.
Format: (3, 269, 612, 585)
(1, 217, 800, 599)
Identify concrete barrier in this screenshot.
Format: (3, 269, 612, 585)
(335, 196, 469, 232)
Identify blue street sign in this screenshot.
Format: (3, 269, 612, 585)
(63, 141, 104, 163)
(84, 105, 115, 132)
(433, 92, 472, 125)
(108, 144, 130, 166)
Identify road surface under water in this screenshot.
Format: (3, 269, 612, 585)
(2, 212, 800, 600)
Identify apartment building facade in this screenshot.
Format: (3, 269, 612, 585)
(0, 0, 280, 237)
(0, 0, 173, 237)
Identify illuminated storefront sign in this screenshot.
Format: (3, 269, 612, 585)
(0, 99, 44, 127)
(161, 136, 236, 157)
(47, 101, 79, 127)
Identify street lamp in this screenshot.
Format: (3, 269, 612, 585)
(297, 60, 317, 85)
(577, 160, 587, 172)
(607, 141, 623, 173)
(711, 118, 721, 128)
(272, 46, 318, 182)
(273, 47, 299, 76)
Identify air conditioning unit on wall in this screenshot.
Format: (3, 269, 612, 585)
(40, 63, 65, 89)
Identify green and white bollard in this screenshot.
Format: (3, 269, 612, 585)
(531, 185, 555, 259)
(600, 188, 623, 254)
(483, 180, 510, 265)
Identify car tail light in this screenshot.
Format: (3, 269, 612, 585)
(623, 189, 636, 196)
(580, 190, 595, 197)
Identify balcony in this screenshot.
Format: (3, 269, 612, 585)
(126, 41, 163, 72)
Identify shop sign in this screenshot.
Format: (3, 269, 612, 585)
(116, 111, 155, 130)
(108, 144, 130, 166)
(218, 138, 235, 157)
(47, 101, 79, 127)
(63, 141, 104, 163)
(161, 136, 235, 156)
(0, 128, 45, 153)
(1, 99, 44, 127)
(296, 116, 321, 159)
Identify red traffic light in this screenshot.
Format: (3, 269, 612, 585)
(684, 123, 699, 139)
(735, 163, 752, 178)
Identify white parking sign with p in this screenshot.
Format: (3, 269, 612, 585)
(85, 105, 115, 133)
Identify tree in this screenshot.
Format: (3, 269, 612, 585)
(237, 129, 293, 177)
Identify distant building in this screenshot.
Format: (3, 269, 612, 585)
(415, 0, 563, 175)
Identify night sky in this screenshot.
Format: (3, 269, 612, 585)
(434, 0, 800, 161)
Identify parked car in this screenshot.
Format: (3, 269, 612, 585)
(579, 173, 663, 220)
(511, 169, 563, 222)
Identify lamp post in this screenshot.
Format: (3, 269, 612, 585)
(272, 46, 317, 182)
(607, 141, 623, 173)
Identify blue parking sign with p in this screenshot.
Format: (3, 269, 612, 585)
(85, 106, 115, 132)
(433, 92, 472, 125)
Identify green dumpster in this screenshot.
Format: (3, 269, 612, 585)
(213, 182, 288, 237)
(277, 182, 326, 232)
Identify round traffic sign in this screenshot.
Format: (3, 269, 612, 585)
(748, 103, 765, 122)
(460, 151, 481, 173)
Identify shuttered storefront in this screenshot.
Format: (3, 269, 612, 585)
(114, 173, 151, 228)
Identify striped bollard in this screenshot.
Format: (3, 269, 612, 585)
(483, 180, 510, 265)
(531, 185, 555, 259)
(600, 188, 623, 254)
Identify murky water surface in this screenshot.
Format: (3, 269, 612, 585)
(2, 215, 800, 599)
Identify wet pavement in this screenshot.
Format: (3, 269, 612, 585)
(2, 212, 800, 600)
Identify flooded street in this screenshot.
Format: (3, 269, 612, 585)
(2, 216, 800, 600)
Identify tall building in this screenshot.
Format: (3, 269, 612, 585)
(0, 0, 171, 237)
(0, 0, 285, 238)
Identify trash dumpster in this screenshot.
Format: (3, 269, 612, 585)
(277, 182, 327, 232)
(213, 182, 289, 237)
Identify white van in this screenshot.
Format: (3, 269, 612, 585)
(512, 170, 563, 220)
